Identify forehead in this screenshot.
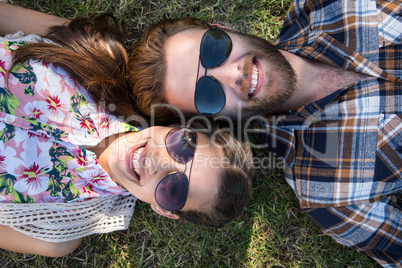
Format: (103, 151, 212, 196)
(164, 29, 206, 113)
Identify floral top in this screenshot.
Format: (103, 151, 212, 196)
(0, 38, 139, 203)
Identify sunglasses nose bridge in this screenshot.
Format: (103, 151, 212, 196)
(196, 59, 208, 85)
(169, 159, 188, 177)
(207, 63, 243, 90)
(146, 147, 178, 177)
(160, 151, 188, 175)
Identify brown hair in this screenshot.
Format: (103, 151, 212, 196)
(176, 120, 254, 228)
(128, 18, 210, 123)
(11, 15, 138, 121)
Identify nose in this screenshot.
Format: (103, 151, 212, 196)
(147, 148, 186, 178)
(206, 62, 244, 93)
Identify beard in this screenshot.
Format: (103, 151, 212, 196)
(224, 30, 297, 120)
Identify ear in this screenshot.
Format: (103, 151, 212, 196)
(151, 204, 180, 220)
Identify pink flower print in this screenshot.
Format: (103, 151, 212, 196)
(14, 162, 49, 195)
(46, 95, 62, 113)
(24, 101, 48, 123)
(75, 180, 98, 198)
(78, 169, 117, 192)
(27, 132, 49, 143)
(73, 147, 87, 166)
(31, 107, 43, 119)
(0, 60, 6, 77)
(0, 155, 6, 169)
(40, 92, 69, 122)
(21, 163, 41, 180)
(79, 115, 95, 131)
(41, 61, 50, 68)
(95, 157, 99, 165)
(88, 170, 109, 186)
(82, 184, 95, 194)
(99, 114, 112, 130)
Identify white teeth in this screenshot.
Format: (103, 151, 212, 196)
(249, 62, 258, 96)
(132, 147, 144, 177)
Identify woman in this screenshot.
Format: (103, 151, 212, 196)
(0, 8, 254, 257)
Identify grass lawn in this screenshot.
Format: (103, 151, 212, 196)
(1, 0, 380, 267)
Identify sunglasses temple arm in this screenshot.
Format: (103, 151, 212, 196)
(187, 157, 194, 188)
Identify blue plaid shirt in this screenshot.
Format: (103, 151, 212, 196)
(253, 0, 401, 266)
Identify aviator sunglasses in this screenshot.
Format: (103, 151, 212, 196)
(154, 127, 198, 212)
(195, 27, 233, 115)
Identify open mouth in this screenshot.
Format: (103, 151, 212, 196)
(132, 146, 145, 179)
(249, 60, 259, 97)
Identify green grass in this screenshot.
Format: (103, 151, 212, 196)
(1, 0, 380, 267)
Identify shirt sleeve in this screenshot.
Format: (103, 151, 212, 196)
(303, 197, 402, 267)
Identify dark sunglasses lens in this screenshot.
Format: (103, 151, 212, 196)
(200, 29, 232, 68)
(166, 128, 197, 163)
(195, 77, 226, 114)
(155, 173, 189, 211)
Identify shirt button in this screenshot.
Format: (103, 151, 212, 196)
(87, 155, 94, 162)
(397, 146, 402, 154)
(6, 116, 15, 123)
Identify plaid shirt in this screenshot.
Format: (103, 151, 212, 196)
(253, 0, 402, 266)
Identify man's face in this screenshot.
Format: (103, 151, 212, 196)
(163, 27, 296, 120)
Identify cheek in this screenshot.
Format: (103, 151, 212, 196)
(126, 182, 157, 205)
(108, 143, 130, 176)
(218, 92, 244, 115)
(104, 154, 121, 180)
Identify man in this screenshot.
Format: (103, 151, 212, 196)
(128, 0, 401, 266)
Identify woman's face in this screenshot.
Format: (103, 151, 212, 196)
(99, 126, 224, 217)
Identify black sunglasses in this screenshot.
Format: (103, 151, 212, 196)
(195, 27, 233, 115)
(154, 127, 198, 212)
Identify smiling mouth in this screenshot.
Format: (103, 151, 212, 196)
(249, 61, 259, 96)
(132, 146, 144, 178)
